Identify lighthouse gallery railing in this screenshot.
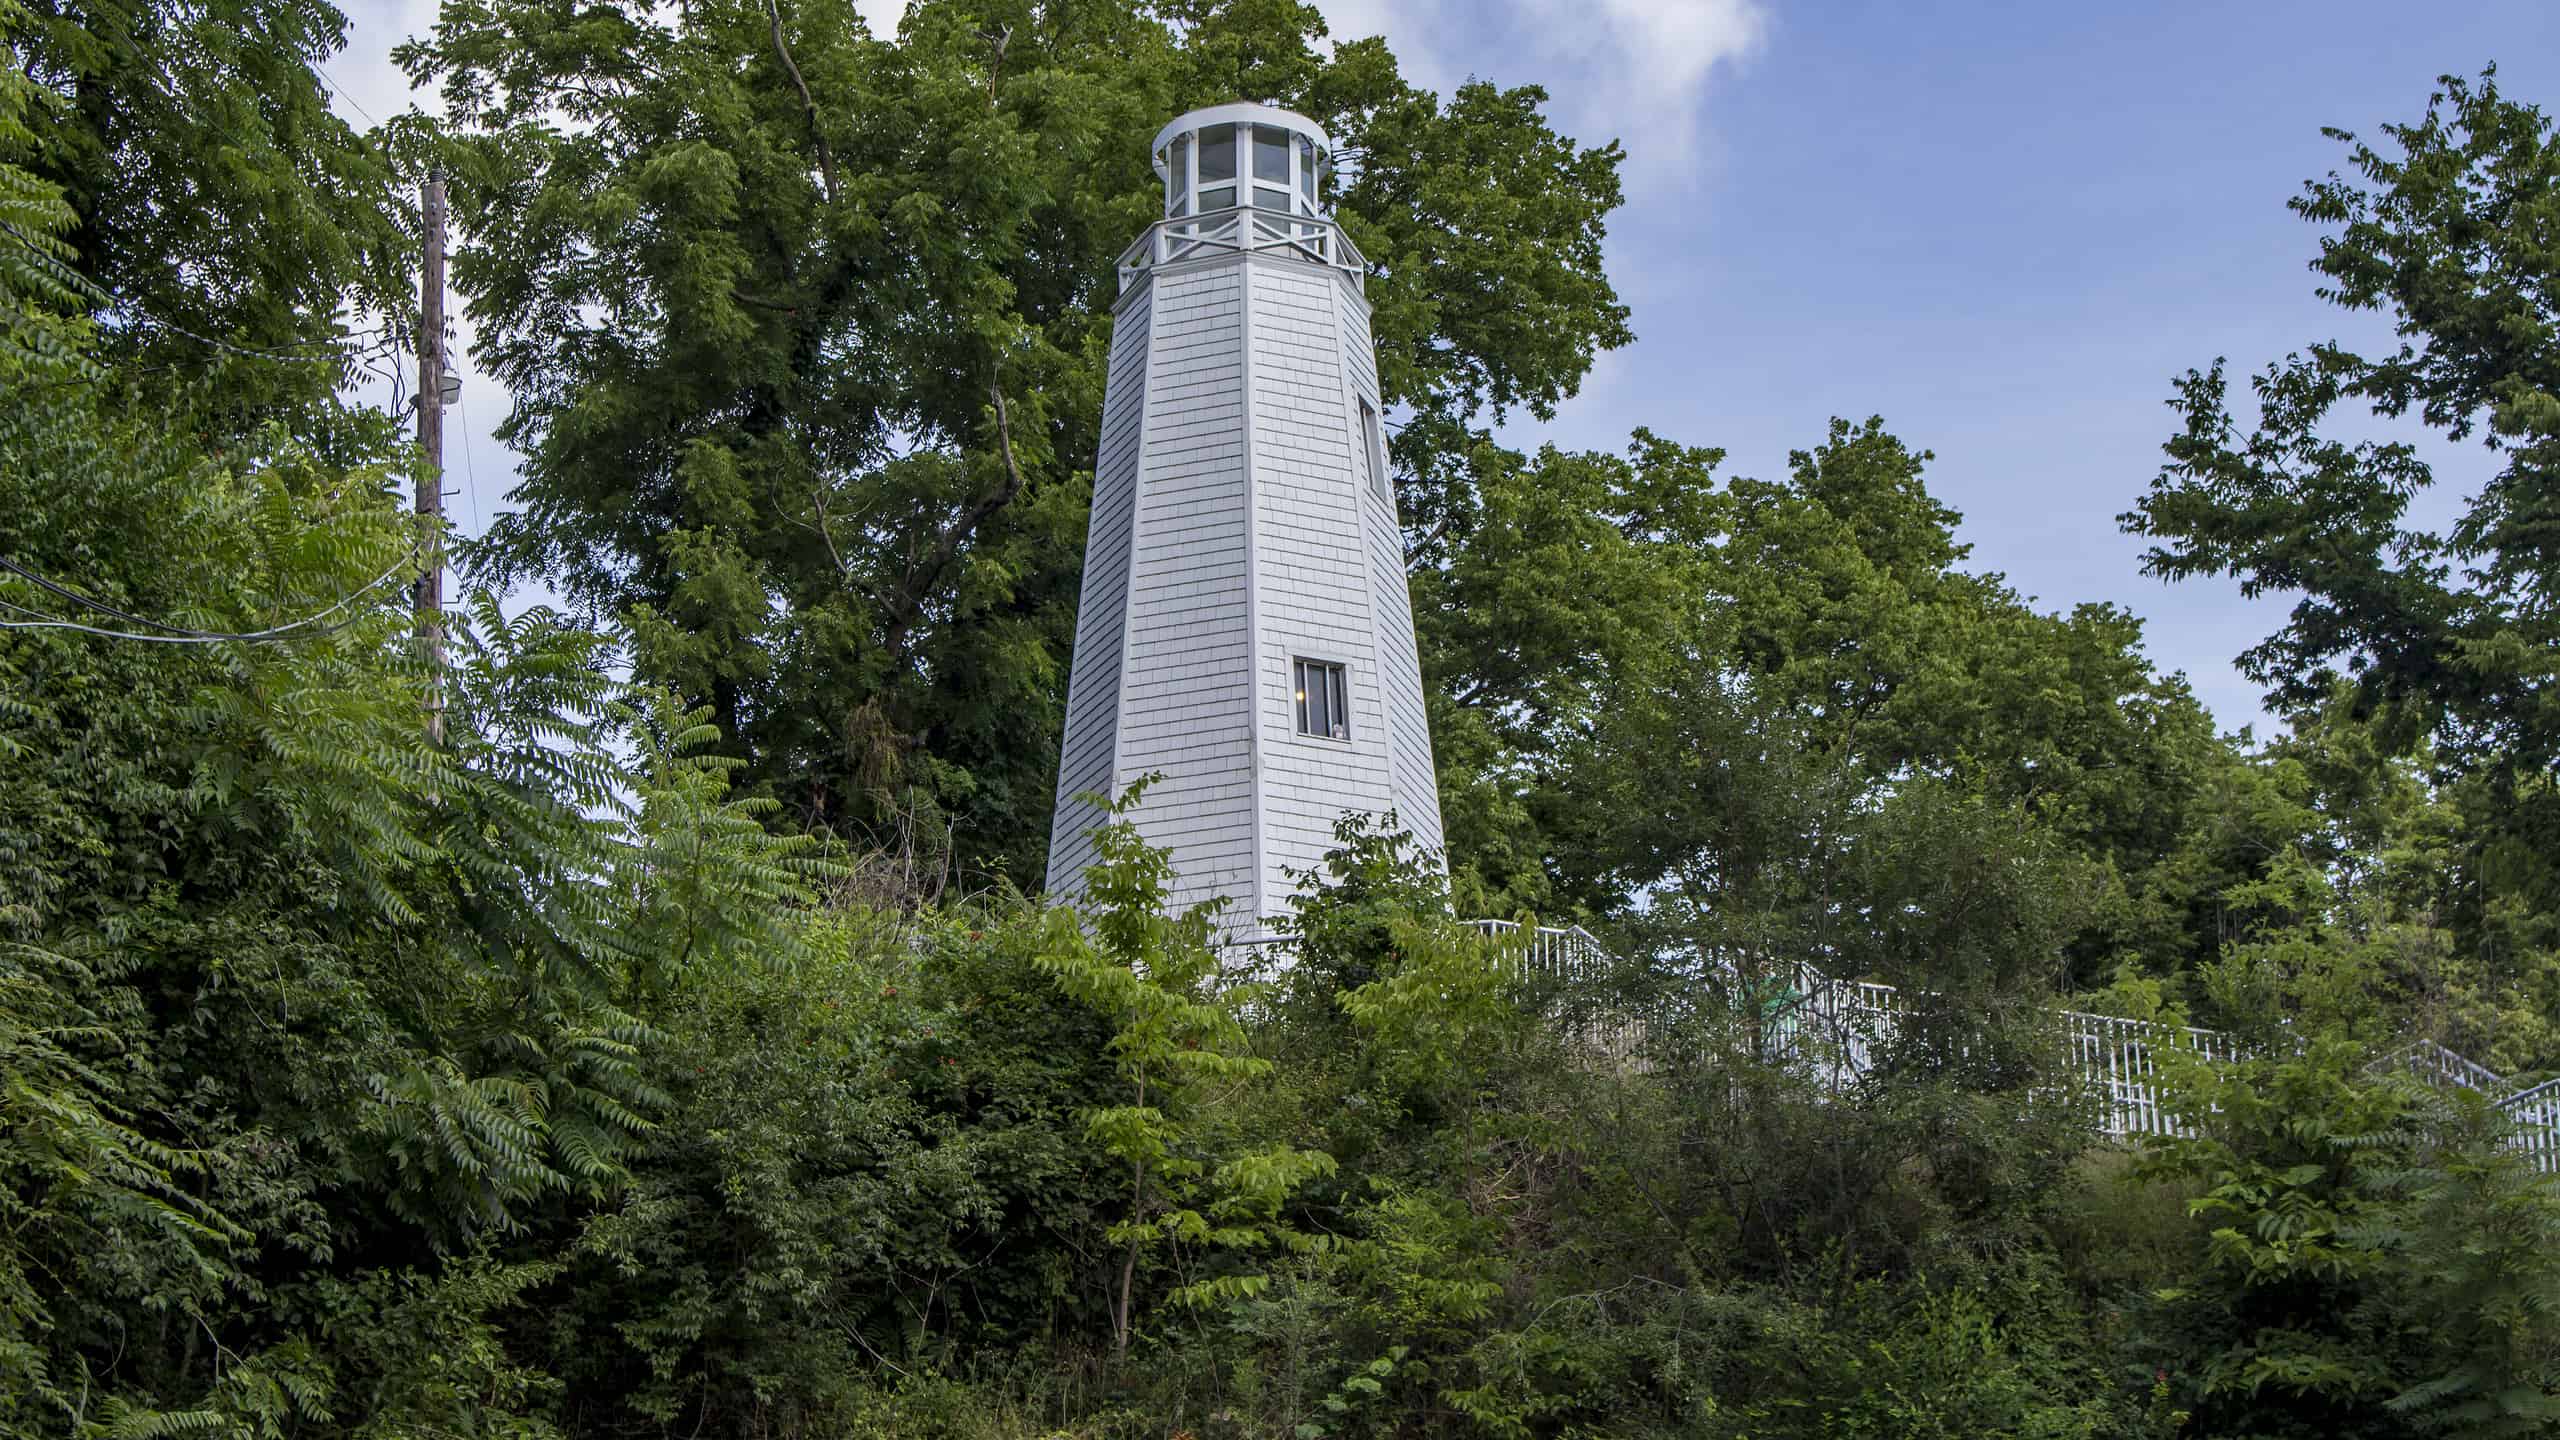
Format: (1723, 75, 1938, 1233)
(1116, 204, 1368, 294)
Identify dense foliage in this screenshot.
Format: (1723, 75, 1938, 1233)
(396, 0, 1630, 882)
(4, 1, 2560, 1435)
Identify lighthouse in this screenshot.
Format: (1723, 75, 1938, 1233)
(1046, 102, 1445, 934)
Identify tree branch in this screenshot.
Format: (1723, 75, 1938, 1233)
(879, 382, 1031, 663)
(1404, 515, 1452, 573)
(807, 484, 852, 576)
(766, 0, 840, 206)
(979, 25, 1012, 114)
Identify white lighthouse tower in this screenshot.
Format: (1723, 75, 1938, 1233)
(1046, 102, 1445, 933)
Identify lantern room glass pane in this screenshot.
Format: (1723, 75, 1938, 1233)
(1254, 125, 1290, 182)
(1254, 185, 1291, 211)
(1297, 136, 1316, 210)
(1198, 125, 1237, 183)
(1198, 184, 1235, 212)
(1169, 133, 1191, 216)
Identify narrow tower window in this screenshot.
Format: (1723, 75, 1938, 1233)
(1358, 399, 1390, 507)
(1294, 659, 1349, 741)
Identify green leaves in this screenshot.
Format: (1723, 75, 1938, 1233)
(19, 7, 2560, 1432)
(7, 0, 409, 431)
(402, 0, 1632, 878)
(2126, 71, 2560, 1030)
(1035, 782, 1333, 1357)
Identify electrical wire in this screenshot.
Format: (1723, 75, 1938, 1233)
(0, 546, 424, 644)
(0, 221, 383, 368)
(0, 594, 399, 645)
(455, 384, 483, 535)
(311, 62, 383, 127)
(13, 326, 404, 394)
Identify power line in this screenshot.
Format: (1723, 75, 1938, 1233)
(0, 547, 423, 645)
(13, 326, 403, 394)
(311, 61, 383, 127)
(0, 594, 395, 645)
(0, 221, 387, 369)
(456, 385, 483, 536)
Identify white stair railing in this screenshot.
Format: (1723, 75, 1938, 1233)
(1460, 923, 2558, 1170)
(2506, 1077, 2560, 1175)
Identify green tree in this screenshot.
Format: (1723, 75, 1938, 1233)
(1453, 416, 2237, 988)
(0, 64, 831, 1423)
(1412, 430, 1725, 916)
(7, 0, 407, 430)
(1036, 783, 1335, 1359)
(2126, 69, 2560, 1012)
(398, 0, 1633, 882)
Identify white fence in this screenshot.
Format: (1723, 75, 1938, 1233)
(1463, 921, 2559, 1169)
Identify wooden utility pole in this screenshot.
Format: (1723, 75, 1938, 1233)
(416, 170, 448, 742)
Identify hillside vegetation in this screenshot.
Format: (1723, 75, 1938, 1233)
(4, 2, 2560, 1435)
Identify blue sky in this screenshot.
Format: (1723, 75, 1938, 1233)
(1327, 0, 2560, 735)
(334, 0, 2560, 736)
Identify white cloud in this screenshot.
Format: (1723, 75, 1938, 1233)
(1312, 0, 1762, 176)
(1587, 0, 1766, 117)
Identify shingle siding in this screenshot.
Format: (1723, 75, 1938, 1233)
(1338, 287, 1444, 858)
(1111, 265, 1258, 916)
(1047, 284, 1152, 892)
(1251, 261, 1394, 903)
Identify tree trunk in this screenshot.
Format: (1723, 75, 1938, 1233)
(1113, 1157, 1146, 1361)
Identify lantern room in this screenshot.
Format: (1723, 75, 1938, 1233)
(1151, 102, 1331, 221)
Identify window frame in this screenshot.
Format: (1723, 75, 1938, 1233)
(1163, 120, 1326, 221)
(1357, 397, 1391, 509)
(1292, 657, 1351, 743)
(1196, 124, 1238, 213)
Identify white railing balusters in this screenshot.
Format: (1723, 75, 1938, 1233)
(1450, 923, 2556, 1170)
(2502, 1078, 2560, 1174)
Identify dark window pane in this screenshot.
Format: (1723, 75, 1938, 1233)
(1199, 125, 1237, 182)
(1198, 184, 1234, 212)
(1255, 125, 1291, 182)
(1255, 184, 1291, 211)
(1359, 400, 1389, 506)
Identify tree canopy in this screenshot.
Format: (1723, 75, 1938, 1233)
(398, 0, 1632, 883)
(4, 5, 2559, 1434)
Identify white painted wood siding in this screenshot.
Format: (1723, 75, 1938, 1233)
(1046, 285, 1152, 895)
(1108, 264, 1259, 916)
(1250, 258, 1393, 903)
